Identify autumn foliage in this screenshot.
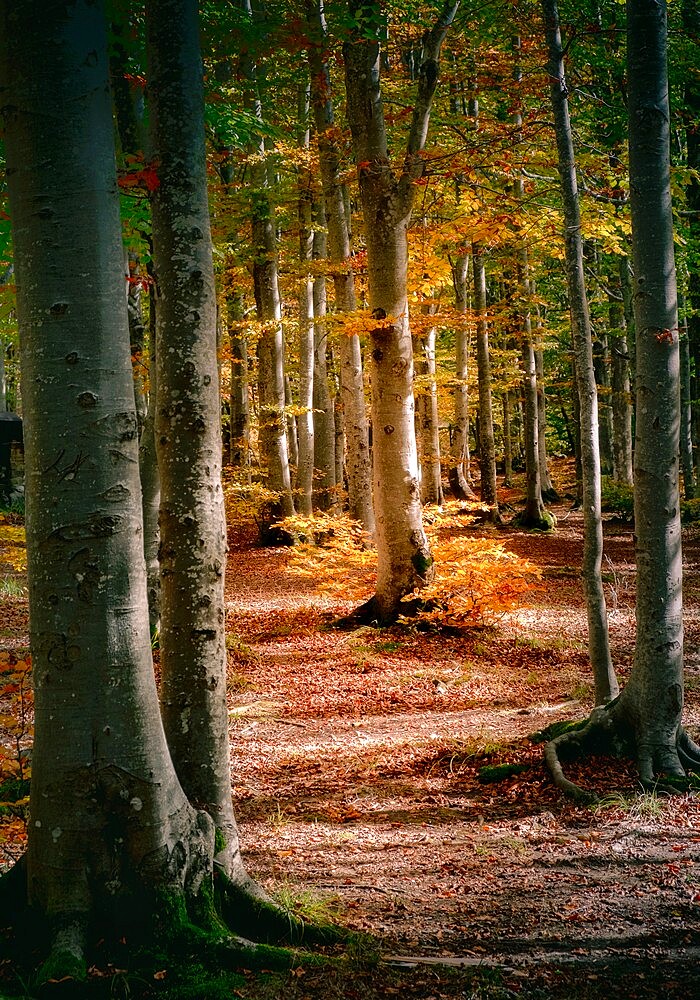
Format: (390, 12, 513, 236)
(284, 504, 539, 627)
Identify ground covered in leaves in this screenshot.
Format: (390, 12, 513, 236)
(2, 471, 700, 998)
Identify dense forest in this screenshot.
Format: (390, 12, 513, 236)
(0, 0, 699, 997)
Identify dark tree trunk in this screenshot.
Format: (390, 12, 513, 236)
(0, 0, 213, 971)
(615, 0, 685, 780)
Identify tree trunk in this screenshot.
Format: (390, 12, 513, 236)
(241, 0, 294, 521)
(343, 0, 459, 618)
(546, 0, 695, 801)
(535, 337, 557, 501)
(473, 245, 498, 512)
(519, 282, 549, 525)
(228, 291, 251, 477)
(614, 0, 685, 779)
(296, 87, 315, 516)
(543, 0, 618, 705)
(0, 0, 213, 968)
(608, 264, 634, 485)
(140, 283, 161, 638)
(306, 0, 374, 532)
(147, 0, 243, 876)
(503, 392, 514, 488)
(592, 330, 613, 477)
(513, 36, 551, 529)
(311, 198, 337, 511)
(449, 254, 477, 499)
(415, 322, 444, 505)
(679, 291, 696, 499)
(683, 0, 700, 487)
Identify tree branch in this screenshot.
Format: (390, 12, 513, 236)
(399, 0, 460, 201)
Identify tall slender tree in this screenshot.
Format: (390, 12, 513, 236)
(542, 0, 618, 705)
(343, 0, 459, 620)
(546, 0, 700, 796)
(147, 0, 247, 878)
(306, 0, 375, 532)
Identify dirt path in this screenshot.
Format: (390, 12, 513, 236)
(224, 506, 700, 998)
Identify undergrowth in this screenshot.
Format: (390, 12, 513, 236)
(282, 506, 539, 629)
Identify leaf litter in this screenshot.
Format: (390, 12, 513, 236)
(1, 495, 700, 997)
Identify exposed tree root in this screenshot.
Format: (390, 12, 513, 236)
(543, 706, 616, 804)
(448, 468, 478, 501)
(544, 703, 700, 801)
(333, 596, 386, 629)
(215, 867, 343, 946)
(0, 855, 346, 992)
(333, 595, 451, 631)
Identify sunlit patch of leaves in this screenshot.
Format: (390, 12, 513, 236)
(0, 518, 26, 573)
(0, 650, 32, 864)
(282, 508, 539, 628)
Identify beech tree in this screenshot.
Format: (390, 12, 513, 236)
(147, 0, 243, 873)
(343, 0, 459, 621)
(546, 0, 700, 796)
(0, 0, 314, 976)
(542, 0, 618, 706)
(306, 0, 375, 531)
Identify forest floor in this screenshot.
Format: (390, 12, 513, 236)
(2, 465, 700, 998)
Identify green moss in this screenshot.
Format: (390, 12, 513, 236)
(411, 549, 434, 578)
(214, 827, 226, 855)
(36, 948, 86, 987)
(530, 718, 588, 743)
(161, 972, 248, 1000)
(477, 763, 530, 784)
(512, 509, 556, 532)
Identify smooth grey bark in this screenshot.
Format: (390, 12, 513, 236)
(306, 0, 374, 531)
(284, 372, 299, 481)
(343, 0, 459, 617)
(472, 244, 498, 512)
(147, 0, 243, 876)
(592, 328, 613, 476)
(414, 322, 444, 505)
(535, 342, 556, 500)
(448, 254, 477, 499)
(242, 0, 294, 520)
(615, 0, 685, 779)
(519, 276, 548, 523)
(311, 199, 338, 510)
(608, 263, 634, 485)
(0, 0, 212, 964)
(140, 285, 161, 638)
(683, 0, 700, 487)
(228, 290, 251, 477)
(512, 36, 550, 529)
(296, 86, 315, 516)
(679, 292, 696, 499)
(502, 392, 514, 488)
(546, 0, 696, 800)
(543, 0, 618, 705)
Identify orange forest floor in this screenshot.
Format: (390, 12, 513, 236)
(2, 463, 700, 999)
